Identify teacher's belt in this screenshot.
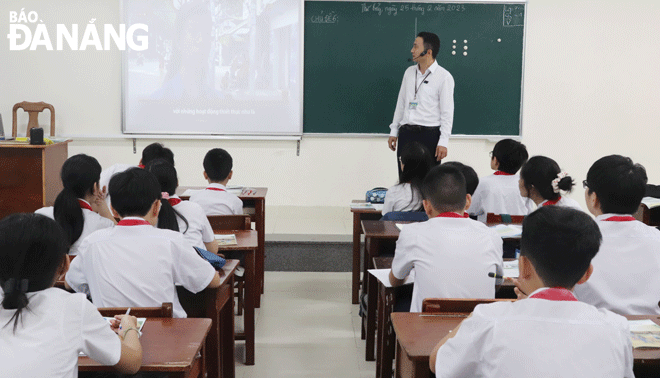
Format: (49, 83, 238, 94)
(401, 124, 440, 133)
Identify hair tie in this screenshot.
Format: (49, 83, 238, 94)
(161, 192, 170, 200)
(3, 278, 29, 294)
(551, 171, 568, 193)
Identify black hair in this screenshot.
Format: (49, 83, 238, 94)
(203, 148, 233, 182)
(145, 159, 189, 233)
(0, 213, 69, 333)
(53, 154, 102, 249)
(586, 155, 647, 214)
(108, 168, 161, 218)
(421, 165, 466, 213)
(492, 139, 528, 174)
(443, 161, 479, 196)
(142, 143, 174, 166)
(520, 206, 602, 288)
(417, 31, 440, 59)
(520, 156, 574, 201)
(399, 142, 434, 211)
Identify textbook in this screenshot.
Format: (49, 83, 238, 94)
(642, 197, 660, 209)
(490, 224, 522, 238)
(629, 319, 660, 348)
(350, 202, 384, 211)
(215, 234, 238, 245)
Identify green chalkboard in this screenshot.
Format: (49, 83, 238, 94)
(303, 1, 525, 136)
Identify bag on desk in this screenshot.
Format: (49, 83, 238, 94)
(194, 246, 226, 269)
(366, 187, 388, 203)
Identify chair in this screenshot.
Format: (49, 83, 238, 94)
(421, 298, 515, 314)
(12, 101, 55, 138)
(486, 213, 525, 225)
(207, 214, 251, 316)
(380, 211, 428, 222)
(97, 302, 174, 318)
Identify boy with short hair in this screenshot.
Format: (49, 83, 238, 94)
(65, 168, 221, 318)
(573, 154, 660, 314)
(443, 161, 479, 216)
(469, 138, 535, 222)
(388, 165, 503, 312)
(189, 148, 243, 215)
(431, 206, 634, 377)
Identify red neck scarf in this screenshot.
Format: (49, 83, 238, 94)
(78, 200, 93, 211)
(463, 212, 469, 218)
(117, 219, 151, 226)
(542, 197, 561, 207)
(206, 187, 226, 192)
(529, 287, 577, 301)
(494, 171, 513, 176)
(168, 198, 182, 206)
(602, 215, 636, 222)
(435, 212, 465, 219)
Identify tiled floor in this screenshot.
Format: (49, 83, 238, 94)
(234, 271, 375, 378)
(266, 206, 353, 242)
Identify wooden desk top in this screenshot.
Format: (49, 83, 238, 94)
(78, 318, 212, 372)
(373, 256, 394, 270)
(362, 220, 409, 238)
(216, 230, 258, 251)
(351, 200, 382, 214)
(392, 313, 660, 364)
(0, 140, 71, 149)
(177, 186, 267, 200)
(219, 259, 239, 281)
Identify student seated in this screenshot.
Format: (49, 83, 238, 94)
(99, 142, 175, 207)
(388, 165, 503, 312)
(189, 148, 243, 215)
(443, 161, 479, 216)
(573, 155, 660, 314)
(382, 142, 434, 215)
(469, 139, 535, 222)
(146, 159, 219, 254)
(519, 155, 582, 210)
(431, 206, 634, 377)
(65, 168, 221, 318)
(35, 154, 116, 255)
(0, 213, 142, 377)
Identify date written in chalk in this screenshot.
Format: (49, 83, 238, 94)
(173, 109, 256, 115)
(310, 11, 338, 24)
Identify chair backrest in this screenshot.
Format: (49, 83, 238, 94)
(486, 213, 525, 225)
(422, 298, 515, 314)
(207, 214, 251, 232)
(97, 302, 174, 318)
(380, 211, 429, 222)
(12, 101, 55, 137)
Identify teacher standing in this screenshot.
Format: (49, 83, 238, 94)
(388, 32, 455, 176)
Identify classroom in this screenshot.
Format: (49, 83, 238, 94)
(1, 0, 660, 377)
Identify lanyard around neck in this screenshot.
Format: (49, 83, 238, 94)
(414, 69, 432, 100)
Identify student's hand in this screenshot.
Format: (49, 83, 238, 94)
(388, 136, 397, 151)
(505, 277, 528, 299)
(436, 146, 447, 161)
(111, 315, 139, 334)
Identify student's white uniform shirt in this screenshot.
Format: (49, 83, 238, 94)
(382, 183, 423, 214)
(34, 201, 115, 256)
(99, 163, 137, 207)
(390, 215, 503, 312)
(171, 195, 215, 249)
(435, 288, 634, 378)
(0, 288, 121, 378)
(188, 183, 243, 216)
(65, 217, 216, 318)
(539, 196, 583, 211)
(469, 173, 536, 222)
(573, 214, 660, 315)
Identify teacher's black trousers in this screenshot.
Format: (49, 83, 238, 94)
(396, 124, 441, 180)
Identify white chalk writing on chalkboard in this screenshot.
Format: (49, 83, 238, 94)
(310, 10, 338, 24)
(360, 3, 465, 16)
(503, 5, 524, 27)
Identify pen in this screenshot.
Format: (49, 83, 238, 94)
(488, 272, 506, 279)
(119, 308, 131, 330)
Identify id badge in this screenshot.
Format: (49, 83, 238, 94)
(408, 101, 418, 110)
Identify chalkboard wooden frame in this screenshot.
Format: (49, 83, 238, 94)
(303, 0, 528, 138)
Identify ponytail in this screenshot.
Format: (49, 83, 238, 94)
(146, 159, 189, 233)
(54, 187, 84, 247)
(520, 156, 574, 201)
(157, 199, 181, 232)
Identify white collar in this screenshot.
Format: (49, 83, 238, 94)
(595, 213, 635, 221)
(416, 60, 439, 75)
(207, 183, 227, 190)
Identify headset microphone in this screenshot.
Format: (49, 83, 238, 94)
(407, 50, 428, 62)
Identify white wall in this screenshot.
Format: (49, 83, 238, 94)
(2, 0, 659, 208)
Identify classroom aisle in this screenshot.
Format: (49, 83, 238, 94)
(234, 271, 375, 378)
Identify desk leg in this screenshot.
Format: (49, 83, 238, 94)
(352, 212, 361, 304)
(395, 341, 429, 378)
(245, 250, 256, 365)
(220, 275, 236, 378)
(204, 289, 220, 378)
(380, 290, 396, 378)
(255, 198, 265, 308)
(365, 238, 378, 361)
(376, 284, 385, 377)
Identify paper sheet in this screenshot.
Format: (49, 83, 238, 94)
(642, 197, 660, 209)
(80, 318, 146, 356)
(372, 203, 384, 211)
(350, 202, 374, 210)
(503, 260, 519, 278)
(490, 224, 522, 238)
(396, 223, 405, 231)
(368, 268, 415, 288)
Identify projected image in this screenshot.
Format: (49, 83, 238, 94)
(123, 0, 301, 135)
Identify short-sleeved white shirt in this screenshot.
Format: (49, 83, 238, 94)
(382, 183, 423, 214)
(469, 173, 536, 222)
(188, 183, 243, 215)
(574, 214, 660, 315)
(99, 163, 136, 208)
(0, 288, 121, 378)
(390, 215, 503, 312)
(539, 196, 583, 211)
(65, 217, 216, 318)
(435, 289, 634, 378)
(171, 196, 215, 249)
(35, 202, 115, 256)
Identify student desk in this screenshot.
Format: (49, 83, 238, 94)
(351, 201, 383, 304)
(178, 186, 268, 308)
(78, 317, 212, 378)
(635, 204, 660, 227)
(391, 313, 660, 378)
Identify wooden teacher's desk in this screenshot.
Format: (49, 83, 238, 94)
(392, 313, 660, 378)
(0, 140, 69, 219)
(78, 317, 212, 378)
(178, 186, 267, 308)
(351, 201, 382, 304)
